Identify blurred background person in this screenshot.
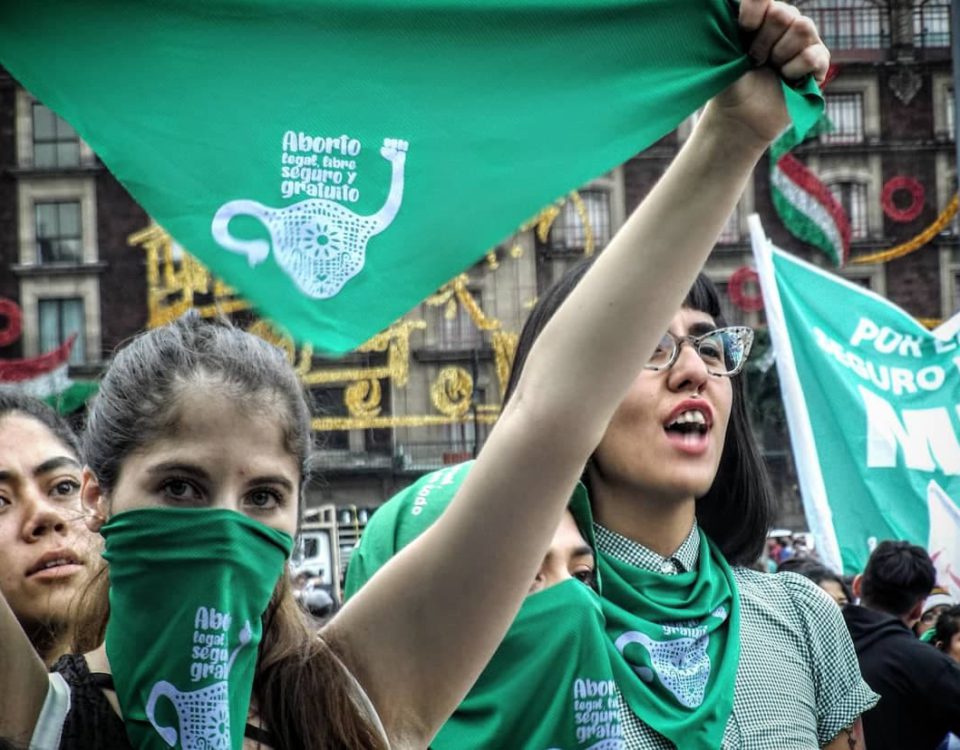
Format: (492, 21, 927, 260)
(932, 606, 960, 750)
(843, 541, 960, 750)
(917, 588, 956, 640)
(786, 562, 852, 607)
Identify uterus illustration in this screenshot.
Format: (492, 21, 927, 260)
(211, 138, 408, 299)
(614, 629, 713, 708)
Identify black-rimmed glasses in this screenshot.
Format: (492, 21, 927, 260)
(644, 326, 754, 376)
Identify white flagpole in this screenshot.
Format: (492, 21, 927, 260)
(749, 215, 844, 573)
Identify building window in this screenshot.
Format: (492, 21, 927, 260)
(844, 274, 873, 290)
(799, 0, 889, 50)
(822, 93, 865, 144)
(439, 292, 482, 350)
(829, 181, 869, 240)
(548, 189, 612, 252)
(31, 103, 81, 169)
(38, 298, 85, 364)
(442, 385, 487, 461)
(35, 201, 82, 264)
(914, 0, 950, 48)
(313, 388, 350, 451)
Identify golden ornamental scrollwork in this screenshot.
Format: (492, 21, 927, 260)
(430, 367, 474, 418)
(518, 190, 595, 255)
(130, 224, 249, 327)
(247, 319, 314, 376)
(491, 330, 519, 395)
(129, 193, 595, 433)
(345, 379, 382, 418)
(425, 274, 501, 332)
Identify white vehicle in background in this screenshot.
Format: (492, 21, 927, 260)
(291, 504, 342, 614)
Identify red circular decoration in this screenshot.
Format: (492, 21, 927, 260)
(728, 267, 764, 313)
(881, 176, 925, 223)
(0, 298, 22, 348)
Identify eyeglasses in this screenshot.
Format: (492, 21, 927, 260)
(645, 326, 754, 377)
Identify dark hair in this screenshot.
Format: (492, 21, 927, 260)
(0, 392, 80, 458)
(78, 314, 386, 750)
(503, 258, 773, 565)
(933, 605, 960, 653)
(860, 540, 936, 617)
(791, 563, 853, 603)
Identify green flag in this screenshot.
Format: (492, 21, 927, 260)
(0, 1, 821, 353)
(751, 216, 960, 594)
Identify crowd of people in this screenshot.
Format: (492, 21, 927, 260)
(0, 3, 956, 749)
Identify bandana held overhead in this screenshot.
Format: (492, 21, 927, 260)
(0, 0, 822, 353)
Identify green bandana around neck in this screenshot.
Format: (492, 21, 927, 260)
(101, 508, 293, 750)
(599, 530, 740, 750)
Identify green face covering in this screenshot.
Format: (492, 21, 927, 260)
(599, 530, 740, 750)
(101, 508, 293, 750)
(434, 578, 624, 750)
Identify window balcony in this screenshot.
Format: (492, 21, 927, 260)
(798, 1, 891, 59)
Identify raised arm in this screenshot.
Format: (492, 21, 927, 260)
(326, 4, 828, 745)
(0, 592, 52, 746)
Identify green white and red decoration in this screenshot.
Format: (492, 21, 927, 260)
(769, 65, 850, 267)
(0, 298, 97, 413)
(770, 152, 851, 267)
(881, 176, 925, 223)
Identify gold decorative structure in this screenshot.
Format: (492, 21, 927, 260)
(129, 193, 594, 434)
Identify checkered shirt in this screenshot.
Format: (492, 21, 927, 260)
(594, 523, 879, 749)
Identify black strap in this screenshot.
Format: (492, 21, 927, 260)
(244, 723, 276, 745)
(90, 672, 276, 747)
(89, 671, 115, 690)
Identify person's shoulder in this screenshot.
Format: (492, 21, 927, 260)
(733, 566, 841, 619)
(732, 565, 823, 597)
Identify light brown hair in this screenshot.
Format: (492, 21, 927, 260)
(75, 314, 386, 749)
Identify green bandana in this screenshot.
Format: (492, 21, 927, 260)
(0, 1, 822, 353)
(101, 508, 293, 750)
(435, 579, 624, 750)
(599, 531, 740, 750)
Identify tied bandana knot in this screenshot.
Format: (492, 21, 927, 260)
(101, 508, 293, 750)
(599, 530, 741, 750)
